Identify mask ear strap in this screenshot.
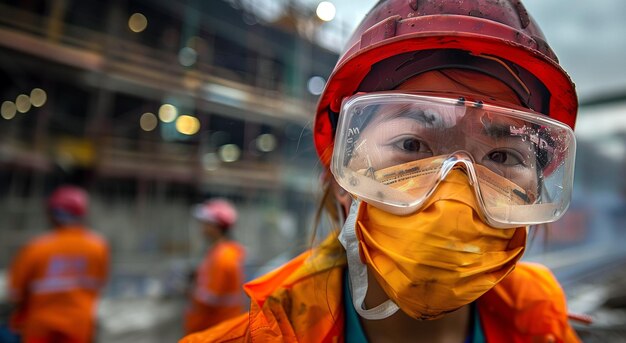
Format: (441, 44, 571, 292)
(338, 200, 400, 320)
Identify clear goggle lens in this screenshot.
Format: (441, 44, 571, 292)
(330, 92, 576, 228)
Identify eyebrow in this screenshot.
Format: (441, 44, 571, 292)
(380, 105, 446, 128)
(481, 123, 513, 138)
(377, 105, 530, 138)
(479, 114, 528, 139)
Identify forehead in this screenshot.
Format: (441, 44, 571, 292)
(395, 70, 522, 107)
(360, 103, 529, 140)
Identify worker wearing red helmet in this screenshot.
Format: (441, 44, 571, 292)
(183, 199, 246, 334)
(181, 0, 582, 342)
(8, 185, 109, 343)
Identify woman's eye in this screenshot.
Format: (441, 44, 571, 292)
(401, 138, 421, 152)
(487, 150, 522, 165)
(390, 137, 432, 157)
(393, 137, 428, 153)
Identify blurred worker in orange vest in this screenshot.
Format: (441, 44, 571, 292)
(8, 185, 109, 343)
(184, 198, 246, 334)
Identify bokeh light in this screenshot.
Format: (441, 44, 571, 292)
(307, 76, 326, 95)
(158, 104, 178, 122)
(256, 133, 277, 152)
(178, 47, 198, 67)
(175, 115, 200, 135)
(140, 112, 158, 131)
(1, 101, 17, 120)
(29, 88, 47, 107)
(15, 94, 31, 113)
(128, 13, 148, 33)
(219, 144, 241, 162)
(316, 1, 336, 22)
(202, 152, 220, 171)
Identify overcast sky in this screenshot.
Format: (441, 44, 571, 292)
(301, 0, 626, 103)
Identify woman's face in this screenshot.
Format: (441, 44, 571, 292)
(346, 70, 539, 198)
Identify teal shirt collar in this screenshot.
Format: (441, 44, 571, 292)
(342, 270, 486, 343)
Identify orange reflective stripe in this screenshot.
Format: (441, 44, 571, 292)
(31, 276, 103, 294)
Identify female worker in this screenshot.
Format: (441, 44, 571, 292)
(181, 0, 581, 342)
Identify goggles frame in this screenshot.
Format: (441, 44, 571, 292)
(330, 91, 577, 228)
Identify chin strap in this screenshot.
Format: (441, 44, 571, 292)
(338, 200, 400, 320)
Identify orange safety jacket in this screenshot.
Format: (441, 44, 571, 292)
(184, 240, 246, 334)
(180, 234, 581, 343)
(8, 225, 109, 343)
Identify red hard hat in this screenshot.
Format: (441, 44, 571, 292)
(193, 198, 238, 229)
(314, 0, 578, 166)
(47, 185, 89, 218)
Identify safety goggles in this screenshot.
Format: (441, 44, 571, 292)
(330, 91, 576, 228)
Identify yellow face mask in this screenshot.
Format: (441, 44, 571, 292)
(341, 170, 527, 320)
